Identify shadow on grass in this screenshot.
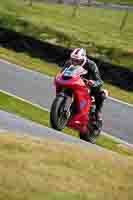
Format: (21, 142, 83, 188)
(0, 27, 132, 92)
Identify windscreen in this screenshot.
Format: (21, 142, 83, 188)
(63, 65, 87, 77)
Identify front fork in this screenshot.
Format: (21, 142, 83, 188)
(57, 92, 73, 118)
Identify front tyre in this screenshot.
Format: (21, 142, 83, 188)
(50, 96, 70, 131)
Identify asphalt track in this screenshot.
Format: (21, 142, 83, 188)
(0, 59, 132, 143)
(0, 110, 102, 150)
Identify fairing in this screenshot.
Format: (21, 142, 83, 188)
(55, 65, 92, 133)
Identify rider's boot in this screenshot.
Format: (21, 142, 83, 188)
(95, 110, 103, 129)
(88, 110, 97, 144)
(88, 131, 97, 144)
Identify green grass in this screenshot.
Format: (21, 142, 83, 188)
(0, 0, 133, 69)
(0, 46, 133, 104)
(104, 82, 133, 104)
(0, 47, 60, 77)
(97, 0, 133, 5)
(0, 90, 133, 157)
(0, 134, 133, 199)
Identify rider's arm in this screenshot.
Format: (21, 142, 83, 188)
(89, 60, 103, 88)
(60, 60, 71, 72)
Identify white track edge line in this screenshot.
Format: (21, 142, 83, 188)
(0, 59, 52, 80)
(108, 96, 133, 107)
(0, 88, 133, 148)
(102, 132, 133, 148)
(0, 89, 49, 112)
(0, 58, 133, 108)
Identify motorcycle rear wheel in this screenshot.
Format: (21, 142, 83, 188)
(80, 127, 101, 143)
(80, 131, 90, 141)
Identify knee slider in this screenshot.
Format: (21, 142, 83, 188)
(100, 89, 108, 100)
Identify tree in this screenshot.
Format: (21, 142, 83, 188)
(29, 0, 33, 6)
(88, 0, 93, 6)
(24, 0, 33, 6)
(72, 0, 80, 18)
(120, 9, 129, 31)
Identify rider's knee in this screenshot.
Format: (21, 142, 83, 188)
(100, 89, 108, 100)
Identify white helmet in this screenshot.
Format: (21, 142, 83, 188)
(70, 48, 87, 66)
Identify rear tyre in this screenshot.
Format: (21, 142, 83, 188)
(80, 131, 96, 144)
(80, 131, 90, 141)
(80, 122, 101, 144)
(50, 96, 70, 131)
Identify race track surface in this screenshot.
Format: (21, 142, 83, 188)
(0, 60, 132, 143)
(0, 110, 103, 150)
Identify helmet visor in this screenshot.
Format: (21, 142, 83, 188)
(71, 58, 83, 66)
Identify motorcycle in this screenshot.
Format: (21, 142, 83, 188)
(50, 65, 105, 142)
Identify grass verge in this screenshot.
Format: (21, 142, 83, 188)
(0, 90, 133, 157)
(0, 0, 133, 70)
(0, 134, 133, 199)
(0, 46, 133, 104)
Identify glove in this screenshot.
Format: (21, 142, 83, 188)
(87, 80, 96, 87)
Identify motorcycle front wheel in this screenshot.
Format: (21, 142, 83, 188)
(50, 96, 70, 131)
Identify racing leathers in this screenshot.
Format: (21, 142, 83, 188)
(62, 58, 105, 123)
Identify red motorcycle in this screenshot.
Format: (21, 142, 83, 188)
(50, 65, 105, 142)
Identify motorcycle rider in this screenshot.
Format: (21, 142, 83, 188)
(62, 48, 106, 143)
